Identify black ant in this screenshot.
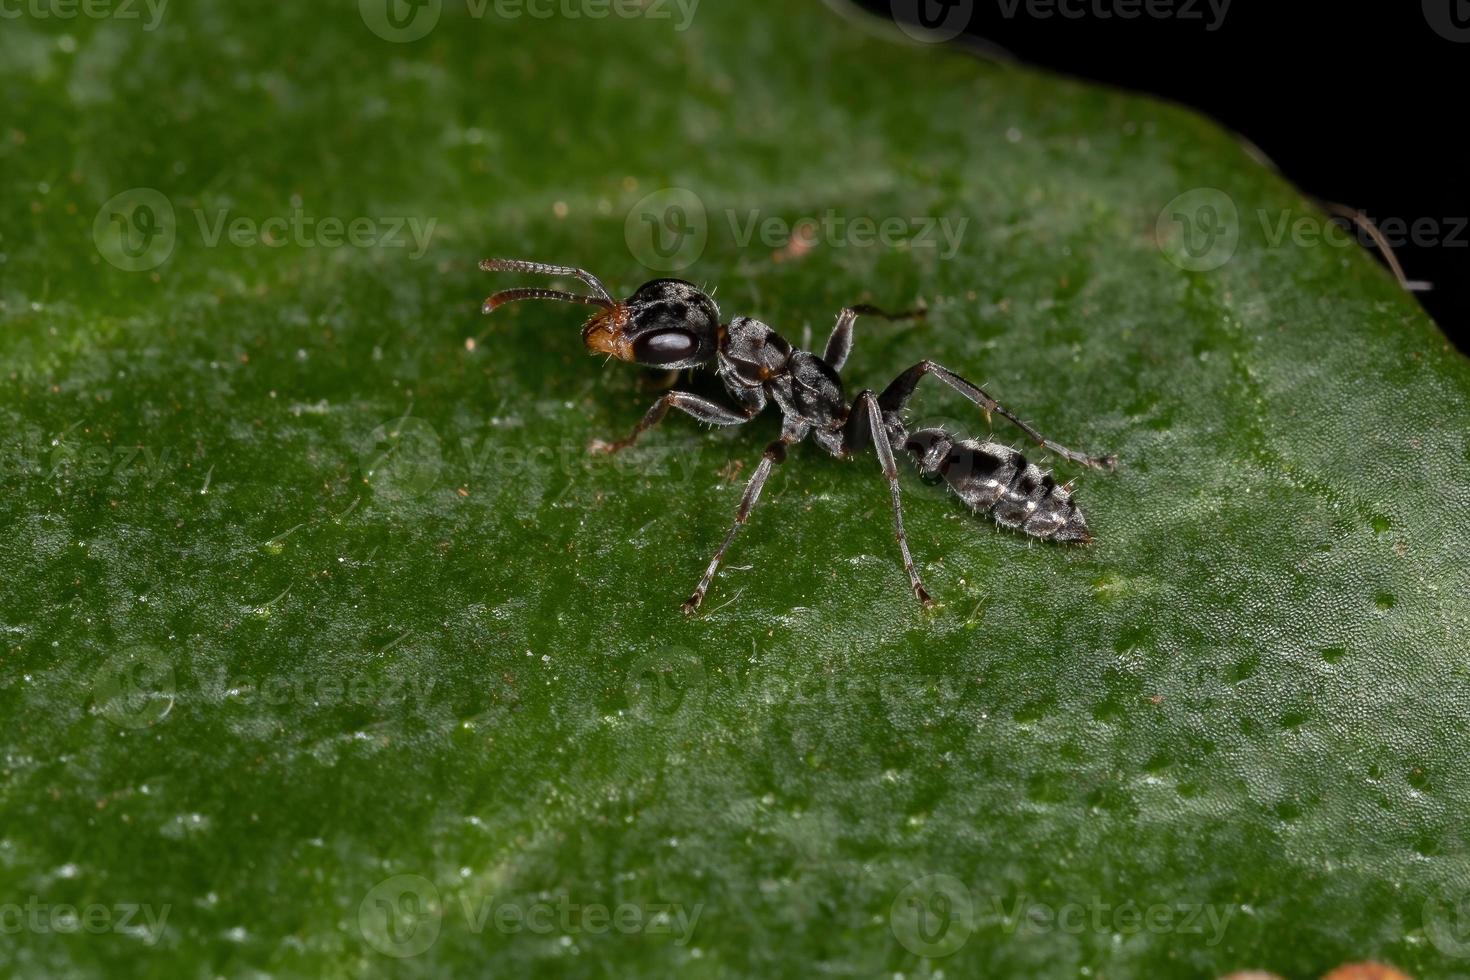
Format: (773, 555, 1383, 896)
(481, 258, 1117, 614)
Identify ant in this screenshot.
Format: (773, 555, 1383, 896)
(482, 258, 1117, 614)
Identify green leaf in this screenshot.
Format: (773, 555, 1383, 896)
(3, 1, 1469, 977)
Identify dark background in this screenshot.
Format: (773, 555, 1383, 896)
(854, 0, 1468, 352)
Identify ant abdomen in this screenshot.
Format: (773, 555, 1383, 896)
(905, 428, 1093, 544)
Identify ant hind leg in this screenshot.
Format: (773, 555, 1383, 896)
(846, 390, 934, 608)
(878, 360, 1117, 470)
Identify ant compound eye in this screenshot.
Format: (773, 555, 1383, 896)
(633, 330, 698, 364)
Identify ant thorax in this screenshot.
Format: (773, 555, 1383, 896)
(720, 316, 792, 382)
(717, 316, 846, 432)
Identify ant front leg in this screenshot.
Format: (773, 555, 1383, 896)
(878, 361, 1117, 471)
(823, 305, 927, 373)
(589, 392, 752, 455)
(846, 390, 933, 608)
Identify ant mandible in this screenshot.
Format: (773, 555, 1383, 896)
(482, 258, 1117, 614)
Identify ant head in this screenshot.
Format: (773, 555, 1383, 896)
(583, 279, 719, 370)
(481, 260, 719, 370)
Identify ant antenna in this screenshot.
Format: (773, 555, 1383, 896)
(480, 258, 616, 312)
(481, 287, 611, 314)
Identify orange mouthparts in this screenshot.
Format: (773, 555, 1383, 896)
(582, 304, 634, 361)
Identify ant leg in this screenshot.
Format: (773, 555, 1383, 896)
(823, 305, 927, 373)
(683, 423, 808, 615)
(878, 361, 1117, 470)
(847, 391, 934, 608)
(589, 392, 751, 454)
